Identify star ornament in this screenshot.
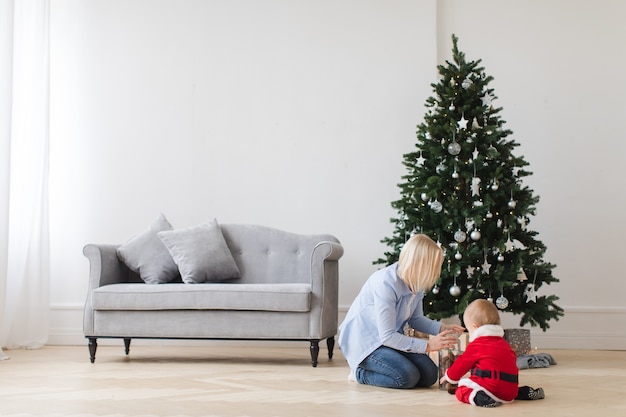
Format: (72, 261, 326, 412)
(457, 115, 469, 130)
(524, 284, 538, 303)
(481, 258, 492, 274)
(416, 151, 425, 166)
(481, 92, 494, 107)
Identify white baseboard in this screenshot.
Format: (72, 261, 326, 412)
(47, 304, 626, 350)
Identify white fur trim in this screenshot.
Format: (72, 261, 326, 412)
(460, 378, 514, 404)
(469, 324, 504, 342)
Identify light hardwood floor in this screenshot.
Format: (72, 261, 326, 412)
(0, 344, 624, 417)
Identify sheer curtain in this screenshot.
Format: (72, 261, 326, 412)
(0, 0, 50, 360)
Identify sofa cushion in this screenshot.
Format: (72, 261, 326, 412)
(158, 219, 241, 283)
(90, 283, 311, 312)
(116, 214, 180, 284)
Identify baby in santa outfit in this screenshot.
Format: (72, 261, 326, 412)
(440, 299, 545, 407)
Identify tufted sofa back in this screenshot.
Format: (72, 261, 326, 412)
(220, 224, 339, 285)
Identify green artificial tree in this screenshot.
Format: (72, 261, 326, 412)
(376, 35, 563, 331)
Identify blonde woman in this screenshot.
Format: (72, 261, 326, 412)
(338, 234, 464, 389)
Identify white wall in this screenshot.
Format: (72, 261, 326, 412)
(49, 0, 437, 342)
(48, 0, 626, 350)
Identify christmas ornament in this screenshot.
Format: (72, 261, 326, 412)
(470, 230, 481, 241)
(496, 295, 509, 310)
(486, 211, 493, 219)
(472, 147, 479, 160)
(430, 200, 443, 213)
(461, 76, 473, 89)
(505, 237, 515, 252)
(466, 265, 475, 278)
(481, 92, 494, 107)
(421, 192, 429, 201)
(454, 251, 462, 260)
(448, 141, 461, 155)
(491, 180, 499, 191)
(517, 269, 528, 282)
(508, 199, 517, 209)
(524, 284, 538, 303)
(487, 296, 494, 303)
(416, 151, 425, 166)
(481, 257, 492, 274)
(449, 284, 461, 297)
(454, 230, 467, 243)
(497, 253, 504, 262)
(457, 115, 469, 130)
(432, 286, 440, 295)
(452, 169, 459, 179)
(471, 177, 481, 196)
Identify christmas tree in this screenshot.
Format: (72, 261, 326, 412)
(376, 35, 563, 331)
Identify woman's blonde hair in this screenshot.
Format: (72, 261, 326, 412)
(464, 299, 501, 326)
(397, 234, 444, 293)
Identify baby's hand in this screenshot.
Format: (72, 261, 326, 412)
(439, 375, 447, 385)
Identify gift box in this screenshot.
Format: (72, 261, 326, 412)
(504, 328, 531, 356)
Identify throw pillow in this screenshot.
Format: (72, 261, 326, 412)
(116, 213, 180, 284)
(158, 219, 241, 283)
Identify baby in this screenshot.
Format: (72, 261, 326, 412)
(440, 299, 545, 407)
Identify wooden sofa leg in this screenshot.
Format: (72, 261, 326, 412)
(310, 340, 320, 367)
(327, 336, 335, 359)
(88, 337, 97, 363)
(123, 338, 131, 355)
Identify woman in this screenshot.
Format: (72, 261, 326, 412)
(338, 234, 464, 389)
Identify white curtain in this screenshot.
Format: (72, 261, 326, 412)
(0, 0, 50, 360)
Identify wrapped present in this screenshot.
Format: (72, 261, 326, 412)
(504, 328, 531, 356)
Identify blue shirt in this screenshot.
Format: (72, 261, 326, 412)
(338, 263, 442, 370)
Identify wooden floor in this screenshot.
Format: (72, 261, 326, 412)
(0, 344, 624, 417)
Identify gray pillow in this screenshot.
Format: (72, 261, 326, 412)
(116, 214, 180, 284)
(158, 219, 241, 283)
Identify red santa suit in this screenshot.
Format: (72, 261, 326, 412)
(444, 324, 518, 405)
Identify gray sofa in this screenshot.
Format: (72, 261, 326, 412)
(83, 223, 343, 367)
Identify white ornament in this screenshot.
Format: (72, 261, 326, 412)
(466, 266, 475, 278)
(524, 284, 538, 303)
(454, 230, 467, 243)
(481, 258, 492, 274)
(470, 230, 481, 241)
(432, 286, 440, 294)
(449, 284, 461, 297)
(462, 76, 473, 89)
(505, 238, 515, 252)
(496, 295, 509, 309)
(517, 269, 528, 282)
(471, 177, 481, 196)
(481, 92, 494, 107)
(457, 115, 469, 130)
(455, 252, 462, 260)
(416, 152, 425, 166)
(508, 199, 517, 209)
(472, 147, 479, 160)
(421, 192, 429, 201)
(431, 200, 443, 213)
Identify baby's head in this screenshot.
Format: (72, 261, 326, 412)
(463, 299, 501, 336)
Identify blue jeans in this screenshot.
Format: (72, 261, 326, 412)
(356, 346, 438, 389)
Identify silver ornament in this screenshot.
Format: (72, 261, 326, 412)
(448, 141, 461, 155)
(508, 199, 517, 209)
(454, 230, 467, 243)
(496, 295, 509, 310)
(452, 170, 459, 179)
(470, 230, 481, 241)
(431, 200, 443, 213)
(432, 286, 440, 295)
(497, 254, 505, 262)
(455, 252, 462, 260)
(421, 192, 429, 201)
(449, 285, 461, 297)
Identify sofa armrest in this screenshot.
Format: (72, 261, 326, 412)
(83, 244, 127, 290)
(309, 240, 344, 339)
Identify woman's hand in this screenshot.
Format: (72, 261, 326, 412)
(426, 329, 460, 352)
(441, 323, 465, 334)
